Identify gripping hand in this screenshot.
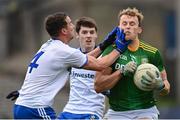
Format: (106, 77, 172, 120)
(6, 90, 19, 101)
(146, 71, 165, 91)
(99, 27, 118, 51)
(122, 61, 137, 76)
(101, 90, 110, 97)
(141, 73, 156, 91)
(115, 28, 131, 53)
(140, 71, 165, 91)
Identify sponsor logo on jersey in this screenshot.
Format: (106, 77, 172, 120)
(119, 55, 127, 61)
(71, 71, 95, 79)
(115, 63, 124, 70)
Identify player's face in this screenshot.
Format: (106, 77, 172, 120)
(65, 16, 75, 42)
(119, 15, 142, 41)
(77, 26, 97, 53)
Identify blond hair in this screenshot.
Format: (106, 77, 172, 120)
(118, 7, 144, 27)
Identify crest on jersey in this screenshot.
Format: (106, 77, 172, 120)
(141, 58, 148, 64)
(130, 54, 137, 63)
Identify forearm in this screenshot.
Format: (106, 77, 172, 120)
(160, 79, 170, 96)
(82, 55, 108, 71)
(84, 49, 120, 71)
(97, 49, 120, 67)
(159, 70, 170, 96)
(95, 70, 122, 93)
(87, 47, 102, 58)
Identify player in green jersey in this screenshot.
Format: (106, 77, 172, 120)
(94, 7, 170, 119)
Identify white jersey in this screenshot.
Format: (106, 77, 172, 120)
(63, 67, 105, 118)
(15, 39, 87, 108)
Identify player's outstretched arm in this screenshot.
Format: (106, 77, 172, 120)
(87, 47, 102, 58)
(94, 67, 122, 93)
(83, 28, 131, 71)
(83, 49, 120, 71)
(84, 37, 131, 71)
(88, 27, 118, 58)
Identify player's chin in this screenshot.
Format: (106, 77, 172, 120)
(71, 33, 75, 39)
(125, 37, 131, 41)
(125, 35, 134, 41)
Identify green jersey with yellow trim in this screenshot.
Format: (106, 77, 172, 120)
(102, 40, 164, 111)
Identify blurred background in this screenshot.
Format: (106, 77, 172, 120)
(0, 0, 180, 118)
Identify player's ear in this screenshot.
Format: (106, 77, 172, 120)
(138, 27, 142, 34)
(75, 32, 79, 39)
(61, 28, 67, 34)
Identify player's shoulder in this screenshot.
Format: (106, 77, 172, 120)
(139, 40, 158, 54)
(52, 40, 79, 54)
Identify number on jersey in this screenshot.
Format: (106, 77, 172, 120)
(28, 51, 44, 73)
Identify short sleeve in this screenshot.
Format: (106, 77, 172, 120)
(152, 50, 164, 72)
(65, 49, 88, 68)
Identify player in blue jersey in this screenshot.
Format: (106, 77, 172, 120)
(6, 12, 131, 119)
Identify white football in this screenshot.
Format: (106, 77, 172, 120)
(134, 63, 160, 91)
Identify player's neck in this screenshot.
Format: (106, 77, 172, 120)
(80, 46, 95, 53)
(128, 38, 139, 52)
(58, 35, 70, 44)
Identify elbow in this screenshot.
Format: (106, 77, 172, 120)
(94, 86, 102, 93)
(94, 81, 103, 93)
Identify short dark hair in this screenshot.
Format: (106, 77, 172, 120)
(45, 12, 67, 38)
(75, 17, 97, 33)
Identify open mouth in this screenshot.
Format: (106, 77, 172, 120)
(125, 32, 131, 37)
(86, 41, 92, 45)
(86, 38, 92, 43)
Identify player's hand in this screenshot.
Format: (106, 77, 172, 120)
(6, 90, 19, 101)
(140, 73, 156, 91)
(101, 90, 110, 97)
(115, 28, 132, 53)
(140, 71, 165, 91)
(99, 27, 119, 51)
(146, 71, 165, 91)
(122, 61, 137, 76)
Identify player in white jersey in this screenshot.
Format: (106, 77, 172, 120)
(7, 12, 131, 119)
(58, 17, 105, 119)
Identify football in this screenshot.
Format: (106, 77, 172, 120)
(134, 63, 160, 91)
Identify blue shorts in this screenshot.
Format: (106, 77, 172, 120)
(13, 104, 56, 119)
(58, 112, 99, 120)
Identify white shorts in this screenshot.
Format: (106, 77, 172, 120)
(104, 106, 159, 120)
